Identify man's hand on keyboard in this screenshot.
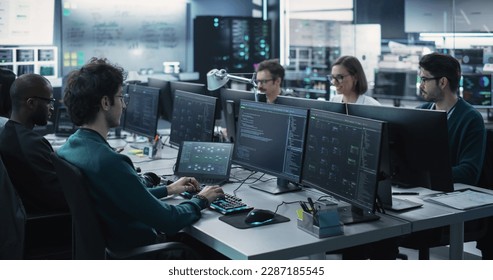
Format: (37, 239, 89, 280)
(167, 176, 200, 195)
(199, 185, 225, 204)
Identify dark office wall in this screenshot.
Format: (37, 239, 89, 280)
(355, 0, 407, 40)
(188, 0, 254, 73)
(267, 0, 281, 59)
(52, 0, 254, 76)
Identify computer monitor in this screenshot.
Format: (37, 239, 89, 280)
(147, 77, 172, 121)
(219, 88, 259, 142)
(275, 95, 347, 114)
(169, 80, 207, 97)
(301, 109, 385, 224)
(372, 70, 420, 105)
(169, 90, 218, 147)
(347, 103, 454, 192)
(438, 48, 485, 73)
(123, 84, 160, 139)
(453, 49, 484, 65)
(233, 100, 308, 194)
(169, 81, 221, 120)
(460, 73, 492, 108)
(54, 106, 78, 137)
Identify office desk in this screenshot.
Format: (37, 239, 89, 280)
(118, 143, 410, 260)
(116, 141, 493, 260)
(388, 184, 493, 259)
(170, 181, 410, 260)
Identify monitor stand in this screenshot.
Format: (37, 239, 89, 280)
(337, 205, 380, 225)
(249, 178, 302, 195)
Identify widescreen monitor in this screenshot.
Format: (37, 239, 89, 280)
(460, 73, 492, 108)
(169, 80, 207, 97)
(453, 49, 484, 65)
(372, 70, 420, 103)
(301, 109, 385, 224)
(347, 103, 454, 192)
(219, 88, 259, 142)
(275, 95, 347, 114)
(147, 77, 172, 121)
(169, 90, 218, 147)
(169, 81, 221, 120)
(233, 100, 308, 194)
(123, 84, 160, 139)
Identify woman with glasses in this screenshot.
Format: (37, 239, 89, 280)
(327, 57, 401, 259)
(328, 56, 380, 105)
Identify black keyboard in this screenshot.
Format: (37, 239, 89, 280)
(209, 193, 253, 215)
(179, 184, 253, 215)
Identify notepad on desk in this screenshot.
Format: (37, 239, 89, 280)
(424, 189, 493, 210)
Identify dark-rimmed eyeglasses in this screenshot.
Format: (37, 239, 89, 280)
(115, 94, 130, 105)
(419, 76, 442, 84)
(29, 96, 56, 106)
(254, 78, 274, 85)
(327, 74, 350, 84)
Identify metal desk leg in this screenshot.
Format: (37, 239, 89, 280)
(449, 222, 464, 260)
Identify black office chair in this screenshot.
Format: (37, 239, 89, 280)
(1, 156, 71, 260)
(50, 152, 199, 260)
(0, 156, 25, 259)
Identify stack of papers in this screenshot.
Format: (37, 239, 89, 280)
(424, 189, 493, 210)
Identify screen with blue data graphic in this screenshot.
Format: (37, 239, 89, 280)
(460, 73, 492, 108)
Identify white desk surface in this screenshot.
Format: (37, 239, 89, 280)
(117, 142, 410, 259)
(170, 181, 410, 260)
(111, 140, 493, 260)
(387, 184, 493, 259)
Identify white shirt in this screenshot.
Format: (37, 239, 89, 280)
(330, 94, 381, 105)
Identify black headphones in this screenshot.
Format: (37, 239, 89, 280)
(135, 166, 161, 187)
(142, 172, 161, 187)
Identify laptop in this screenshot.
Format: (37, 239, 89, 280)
(54, 107, 79, 137)
(173, 141, 234, 186)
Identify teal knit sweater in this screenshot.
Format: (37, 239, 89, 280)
(57, 128, 206, 251)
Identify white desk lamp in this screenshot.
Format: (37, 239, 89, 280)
(206, 69, 260, 101)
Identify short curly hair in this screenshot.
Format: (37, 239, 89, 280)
(63, 57, 126, 126)
(256, 59, 285, 83)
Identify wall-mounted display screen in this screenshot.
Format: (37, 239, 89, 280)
(0, 0, 55, 45)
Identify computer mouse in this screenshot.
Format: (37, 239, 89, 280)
(244, 209, 275, 225)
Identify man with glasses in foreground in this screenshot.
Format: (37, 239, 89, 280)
(417, 52, 485, 185)
(255, 58, 294, 103)
(0, 73, 69, 214)
(399, 52, 488, 259)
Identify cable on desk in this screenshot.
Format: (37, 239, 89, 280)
(273, 200, 302, 215)
(232, 171, 258, 196)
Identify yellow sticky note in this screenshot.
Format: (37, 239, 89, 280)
(296, 208, 304, 220)
(128, 149, 143, 155)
